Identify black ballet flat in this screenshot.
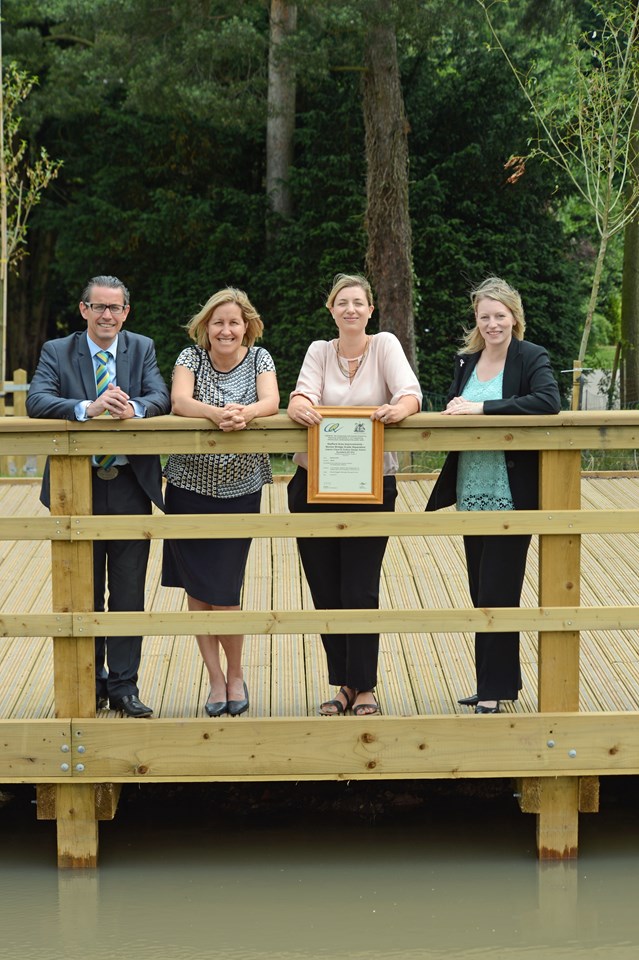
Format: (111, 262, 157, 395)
(475, 702, 501, 714)
(457, 693, 479, 706)
(227, 682, 249, 717)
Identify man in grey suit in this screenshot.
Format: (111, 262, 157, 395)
(27, 275, 171, 717)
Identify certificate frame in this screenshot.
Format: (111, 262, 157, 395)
(307, 406, 384, 504)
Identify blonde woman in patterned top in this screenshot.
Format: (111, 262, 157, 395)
(162, 288, 279, 718)
(426, 277, 560, 714)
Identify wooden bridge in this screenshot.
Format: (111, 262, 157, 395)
(1, 410, 639, 867)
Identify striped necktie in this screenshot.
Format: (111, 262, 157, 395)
(94, 351, 116, 469)
(95, 350, 111, 397)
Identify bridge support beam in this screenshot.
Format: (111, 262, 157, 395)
(50, 456, 99, 868)
(535, 449, 587, 858)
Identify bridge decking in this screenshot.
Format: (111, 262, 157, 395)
(2, 475, 638, 721)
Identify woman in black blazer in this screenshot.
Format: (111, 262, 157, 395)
(426, 277, 561, 713)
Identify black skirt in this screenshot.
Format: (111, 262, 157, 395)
(161, 482, 262, 605)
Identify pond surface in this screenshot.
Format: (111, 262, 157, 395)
(1, 779, 638, 960)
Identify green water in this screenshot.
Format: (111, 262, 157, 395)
(0, 781, 638, 960)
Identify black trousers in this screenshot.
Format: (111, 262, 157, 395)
(287, 467, 397, 692)
(91, 466, 152, 702)
(463, 534, 531, 701)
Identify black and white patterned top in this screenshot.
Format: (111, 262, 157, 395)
(163, 344, 276, 498)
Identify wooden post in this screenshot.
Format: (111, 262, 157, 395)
(37, 783, 122, 821)
(47, 454, 99, 867)
(12, 369, 27, 415)
(0, 391, 5, 477)
(571, 360, 582, 412)
(536, 449, 582, 858)
(12, 367, 26, 475)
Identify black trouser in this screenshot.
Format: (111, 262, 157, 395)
(91, 466, 152, 702)
(463, 534, 531, 701)
(287, 467, 397, 692)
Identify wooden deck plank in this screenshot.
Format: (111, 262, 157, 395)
(242, 529, 272, 719)
(0, 638, 53, 718)
(2, 478, 639, 721)
(267, 481, 312, 716)
(276, 483, 332, 716)
(394, 479, 474, 712)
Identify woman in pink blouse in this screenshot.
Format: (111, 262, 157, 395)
(287, 274, 421, 717)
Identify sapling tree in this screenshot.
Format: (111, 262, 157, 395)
(477, 0, 639, 377)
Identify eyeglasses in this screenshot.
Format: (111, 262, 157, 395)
(84, 302, 127, 316)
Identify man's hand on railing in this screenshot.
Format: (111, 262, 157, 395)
(87, 384, 135, 420)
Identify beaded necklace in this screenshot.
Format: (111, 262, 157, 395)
(334, 336, 370, 381)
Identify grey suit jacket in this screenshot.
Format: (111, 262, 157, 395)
(27, 329, 170, 510)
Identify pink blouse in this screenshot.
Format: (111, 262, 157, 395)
(290, 331, 422, 474)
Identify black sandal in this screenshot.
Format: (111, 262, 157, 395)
(352, 691, 381, 716)
(319, 686, 353, 716)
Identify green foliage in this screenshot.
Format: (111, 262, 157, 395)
(476, 0, 639, 368)
(406, 19, 581, 396)
(5, 0, 585, 409)
(37, 104, 269, 380)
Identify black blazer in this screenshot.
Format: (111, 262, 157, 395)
(425, 338, 561, 512)
(27, 330, 170, 510)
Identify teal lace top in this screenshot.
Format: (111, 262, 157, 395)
(456, 368, 514, 511)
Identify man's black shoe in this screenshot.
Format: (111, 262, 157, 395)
(110, 694, 153, 718)
(96, 694, 109, 710)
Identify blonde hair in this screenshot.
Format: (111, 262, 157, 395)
(186, 287, 263, 349)
(325, 273, 374, 310)
(461, 276, 526, 353)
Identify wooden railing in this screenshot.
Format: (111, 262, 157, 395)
(2, 410, 639, 866)
(0, 369, 43, 476)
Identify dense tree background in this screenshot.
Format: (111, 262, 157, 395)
(4, 0, 609, 404)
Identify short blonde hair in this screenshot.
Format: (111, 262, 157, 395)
(186, 287, 263, 349)
(326, 273, 374, 310)
(461, 276, 526, 354)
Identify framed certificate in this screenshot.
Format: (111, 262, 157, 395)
(307, 407, 384, 504)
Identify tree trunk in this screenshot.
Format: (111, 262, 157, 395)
(622, 220, 639, 406)
(621, 104, 639, 407)
(578, 231, 608, 367)
(266, 0, 297, 239)
(0, 11, 7, 390)
(362, 0, 416, 373)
